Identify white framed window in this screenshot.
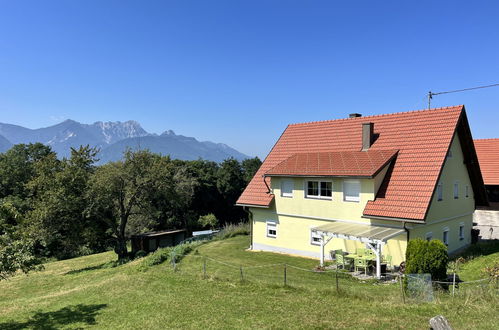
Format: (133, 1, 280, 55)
(425, 232, 433, 241)
(454, 181, 459, 199)
(459, 223, 465, 240)
(443, 227, 449, 246)
(310, 230, 321, 246)
(343, 180, 361, 202)
(266, 221, 277, 238)
(305, 180, 332, 199)
(437, 182, 443, 201)
(465, 185, 469, 198)
(281, 179, 293, 198)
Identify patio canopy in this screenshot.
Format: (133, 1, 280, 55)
(312, 222, 406, 279)
(312, 222, 405, 245)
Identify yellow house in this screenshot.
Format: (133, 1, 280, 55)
(236, 106, 487, 278)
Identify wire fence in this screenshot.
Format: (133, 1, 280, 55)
(164, 251, 498, 304)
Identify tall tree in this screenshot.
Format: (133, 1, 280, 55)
(26, 146, 100, 259)
(241, 157, 262, 184)
(0, 143, 54, 199)
(0, 200, 39, 280)
(87, 150, 197, 260)
(216, 158, 246, 223)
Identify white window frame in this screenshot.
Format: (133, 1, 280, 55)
(454, 181, 459, 199)
(266, 221, 277, 238)
(310, 230, 322, 246)
(343, 179, 361, 202)
(442, 227, 449, 246)
(459, 222, 465, 240)
(443, 227, 449, 246)
(281, 179, 293, 198)
(305, 180, 332, 200)
(437, 182, 443, 201)
(425, 232, 433, 241)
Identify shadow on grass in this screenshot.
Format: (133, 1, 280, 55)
(64, 259, 131, 275)
(64, 263, 110, 275)
(0, 304, 107, 330)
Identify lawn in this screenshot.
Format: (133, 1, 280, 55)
(0, 235, 497, 329)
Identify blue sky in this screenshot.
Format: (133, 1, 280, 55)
(1, 1, 499, 158)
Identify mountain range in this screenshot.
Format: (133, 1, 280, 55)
(0, 120, 249, 163)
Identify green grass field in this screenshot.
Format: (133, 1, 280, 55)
(0, 235, 497, 329)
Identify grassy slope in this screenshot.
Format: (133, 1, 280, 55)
(0, 236, 497, 329)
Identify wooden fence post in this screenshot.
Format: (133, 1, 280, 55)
(335, 267, 339, 293)
(399, 275, 405, 304)
(284, 264, 287, 286)
(452, 272, 456, 297)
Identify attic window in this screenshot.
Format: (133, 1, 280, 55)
(306, 181, 332, 199)
(281, 179, 293, 198)
(454, 182, 459, 199)
(437, 182, 443, 201)
(343, 180, 361, 202)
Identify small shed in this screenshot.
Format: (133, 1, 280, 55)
(131, 229, 187, 253)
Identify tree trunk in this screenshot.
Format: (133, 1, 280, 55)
(115, 236, 128, 260)
(115, 212, 129, 260)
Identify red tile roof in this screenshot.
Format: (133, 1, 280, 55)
(474, 138, 499, 185)
(237, 106, 466, 221)
(265, 150, 398, 177)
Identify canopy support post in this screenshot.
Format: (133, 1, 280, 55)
(320, 236, 325, 267)
(375, 242, 382, 279)
(319, 233, 334, 267)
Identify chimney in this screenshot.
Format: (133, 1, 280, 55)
(349, 113, 362, 118)
(362, 122, 374, 151)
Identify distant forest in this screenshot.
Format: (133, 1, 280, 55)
(0, 143, 261, 263)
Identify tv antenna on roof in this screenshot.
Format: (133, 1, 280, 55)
(427, 82, 499, 109)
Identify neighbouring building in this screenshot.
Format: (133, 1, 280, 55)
(131, 229, 187, 253)
(237, 106, 487, 278)
(474, 138, 499, 240)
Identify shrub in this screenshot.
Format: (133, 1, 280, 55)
(405, 238, 448, 281)
(215, 222, 249, 240)
(198, 213, 218, 229)
(483, 263, 499, 280)
(141, 247, 174, 267)
(134, 250, 147, 259)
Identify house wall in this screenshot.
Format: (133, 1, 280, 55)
(271, 176, 375, 222)
(251, 205, 408, 265)
(250, 165, 408, 266)
(412, 133, 474, 253)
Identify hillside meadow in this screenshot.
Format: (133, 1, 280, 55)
(0, 235, 497, 329)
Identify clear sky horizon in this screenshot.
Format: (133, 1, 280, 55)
(1, 1, 499, 158)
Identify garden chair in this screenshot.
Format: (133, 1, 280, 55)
(355, 258, 369, 275)
(335, 250, 352, 270)
(382, 255, 392, 268)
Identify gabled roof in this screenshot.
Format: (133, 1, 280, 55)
(265, 150, 398, 178)
(237, 105, 487, 221)
(474, 138, 499, 185)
